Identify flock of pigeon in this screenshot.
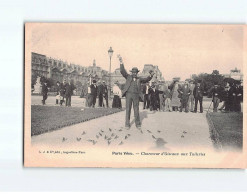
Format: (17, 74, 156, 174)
(61, 128, 188, 146)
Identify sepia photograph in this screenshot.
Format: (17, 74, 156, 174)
(24, 23, 246, 168)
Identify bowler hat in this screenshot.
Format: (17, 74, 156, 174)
(130, 67, 140, 73)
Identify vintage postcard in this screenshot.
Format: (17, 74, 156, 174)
(24, 23, 246, 168)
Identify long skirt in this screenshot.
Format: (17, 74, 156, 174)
(112, 95, 122, 108)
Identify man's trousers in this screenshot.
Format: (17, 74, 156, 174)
(125, 92, 141, 128)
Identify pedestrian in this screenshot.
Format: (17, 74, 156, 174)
(65, 80, 75, 107)
(59, 79, 66, 106)
(142, 82, 150, 109)
(41, 81, 48, 105)
(149, 83, 160, 111)
(230, 81, 242, 112)
(209, 82, 222, 112)
(163, 87, 172, 112)
(158, 83, 166, 112)
(118, 55, 154, 130)
(97, 81, 104, 107)
(55, 81, 60, 105)
(219, 82, 230, 111)
(178, 80, 191, 113)
(193, 80, 204, 113)
(169, 80, 180, 111)
(112, 81, 122, 109)
(90, 80, 98, 108)
(187, 80, 195, 112)
(102, 81, 109, 108)
(86, 81, 92, 107)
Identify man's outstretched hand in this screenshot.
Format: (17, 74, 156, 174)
(117, 54, 123, 64)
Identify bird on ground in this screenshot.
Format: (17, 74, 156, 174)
(81, 131, 86, 135)
(99, 132, 102, 136)
(127, 134, 131, 137)
(183, 131, 187, 134)
(114, 135, 119, 139)
(125, 135, 128, 139)
(147, 130, 152, 133)
(119, 141, 123, 145)
(111, 133, 115, 137)
(96, 135, 99, 139)
(93, 140, 97, 145)
(140, 130, 143, 134)
(119, 129, 123, 132)
(76, 137, 81, 141)
(100, 130, 104, 133)
(108, 140, 111, 145)
(152, 135, 156, 139)
(157, 130, 161, 133)
(62, 137, 67, 142)
(109, 128, 112, 132)
(181, 135, 184, 138)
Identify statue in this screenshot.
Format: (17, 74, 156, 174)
(33, 76, 42, 94)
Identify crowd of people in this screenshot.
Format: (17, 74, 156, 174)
(41, 77, 243, 114)
(41, 78, 123, 109)
(141, 79, 243, 113)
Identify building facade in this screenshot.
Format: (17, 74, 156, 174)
(31, 52, 165, 94)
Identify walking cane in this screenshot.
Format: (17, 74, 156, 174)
(207, 99, 213, 113)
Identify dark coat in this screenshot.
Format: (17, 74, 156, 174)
(149, 87, 160, 109)
(42, 84, 48, 95)
(178, 85, 192, 100)
(59, 83, 66, 96)
(90, 84, 98, 96)
(97, 84, 104, 95)
(193, 85, 204, 99)
(209, 86, 222, 99)
(120, 63, 153, 101)
(65, 83, 75, 97)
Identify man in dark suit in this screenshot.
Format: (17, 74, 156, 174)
(41, 81, 48, 105)
(193, 80, 204, 113)
(209, 82, 222, 112)
(149, 83, 160, 111)
(118, 55, 154, 129)
(142, 82, 150, 109)
(90, 80, 98, 108)
(65, 80, 75, 107)
(59, 79, 66, 106)
(97, 81, 104, 107)
(102, 81, 109, 108)
(178, 80, 192, 113)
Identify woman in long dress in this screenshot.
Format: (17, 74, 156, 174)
(169, 80, 180, 111)
(112, 82, 122, 109)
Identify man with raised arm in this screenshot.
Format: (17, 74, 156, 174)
(118, 55, 155, 130)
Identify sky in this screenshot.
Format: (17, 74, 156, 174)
(28, 23, 244, 81)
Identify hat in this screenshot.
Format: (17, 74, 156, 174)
(130, 67, 140, 73)
(92, 80, 96, 83)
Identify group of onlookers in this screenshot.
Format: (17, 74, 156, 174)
(210, 81, 243, 112)
(84, 79, 122, 109)
(142, 79, 243, 113)
(41, 79, 76, 106)
(41, 77, 243, 113)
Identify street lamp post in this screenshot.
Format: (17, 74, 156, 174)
(108, 47, 114, 98)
